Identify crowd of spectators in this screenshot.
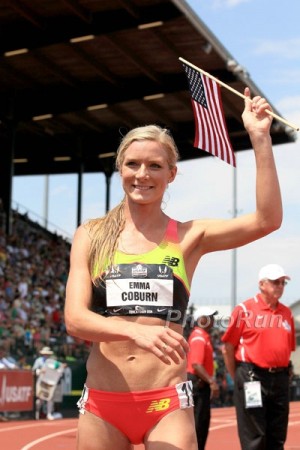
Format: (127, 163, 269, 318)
(0, 203, 90, 369)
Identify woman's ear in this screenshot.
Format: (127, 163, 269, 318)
(168, 166, 177, 184)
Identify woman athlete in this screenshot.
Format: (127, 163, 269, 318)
(65, 88, 282, 450)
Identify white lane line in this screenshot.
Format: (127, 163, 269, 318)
(288, 420, 300, 426)
(0, 419, 78, 433)
(20, 427, 77, 450)
(209, 420, 237, 431)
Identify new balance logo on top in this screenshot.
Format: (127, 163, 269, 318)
(162, 256, 179, 267)
(146, 398, 171, 413)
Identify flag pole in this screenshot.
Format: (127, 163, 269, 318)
(231, 167, 237, 311)
(179, 57, 299, 132)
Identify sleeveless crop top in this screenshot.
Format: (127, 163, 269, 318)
(91, 219, 190, 325)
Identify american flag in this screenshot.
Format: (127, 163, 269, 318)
(182, 63, 236, 167)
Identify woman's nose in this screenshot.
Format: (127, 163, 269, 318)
(136, 165, 149, 178)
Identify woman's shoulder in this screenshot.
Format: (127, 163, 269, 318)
(177, 218, 208, 240)
(71, 221, 95, 247)
(75, 217, 104, 237)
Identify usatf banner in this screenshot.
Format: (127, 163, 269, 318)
(0, 370, 34, 412)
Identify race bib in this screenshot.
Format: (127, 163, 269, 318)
(105, 263, 174, 308)
(106, 277, 173, 306)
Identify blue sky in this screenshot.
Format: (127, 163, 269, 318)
(13, 0, 300, 309)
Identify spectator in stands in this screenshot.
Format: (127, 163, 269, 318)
(0, 346, 19, 369)
(18, 275, 29, 298)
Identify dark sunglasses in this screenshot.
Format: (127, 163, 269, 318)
(268, 279, 288, 286)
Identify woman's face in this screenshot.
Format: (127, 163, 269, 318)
(120, 140, 177, 206)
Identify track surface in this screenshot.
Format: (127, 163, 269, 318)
(1, 402, 299, 449)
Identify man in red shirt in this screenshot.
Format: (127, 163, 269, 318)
(222, 264, 295, 450)
(187, 307, 220, 450)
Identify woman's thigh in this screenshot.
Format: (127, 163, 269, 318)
(144, 407, 198, 450)
(76, 410, 132, 450)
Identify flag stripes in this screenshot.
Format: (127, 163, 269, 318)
(182, 63, 236, 167)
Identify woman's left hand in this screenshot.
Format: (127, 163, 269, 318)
(242, 87, 273, 135)
(129, 323, 189, 365)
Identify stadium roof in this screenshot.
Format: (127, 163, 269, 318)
(0, 0, 296, 229)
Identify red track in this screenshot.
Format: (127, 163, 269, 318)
(1, 402, 299, 449)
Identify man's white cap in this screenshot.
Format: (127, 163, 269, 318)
(39, 346, 54, 355)
(258, 264, 291, 282)
(193, 306, 218, 321)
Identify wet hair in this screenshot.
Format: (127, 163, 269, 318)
(86, 125, 179, 283)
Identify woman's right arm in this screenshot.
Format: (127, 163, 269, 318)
(65, 225, 132, 342)
(64, 225, 188, 363)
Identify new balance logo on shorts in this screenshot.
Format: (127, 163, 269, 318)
(162, 256, 180, 267)
(146, 398, 171, 413)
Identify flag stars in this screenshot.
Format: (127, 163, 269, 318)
(183, 65, 208, 108)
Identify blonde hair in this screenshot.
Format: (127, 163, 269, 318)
(87, 124, 179, 283)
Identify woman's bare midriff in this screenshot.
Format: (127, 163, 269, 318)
(85, 316, 187, 392)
